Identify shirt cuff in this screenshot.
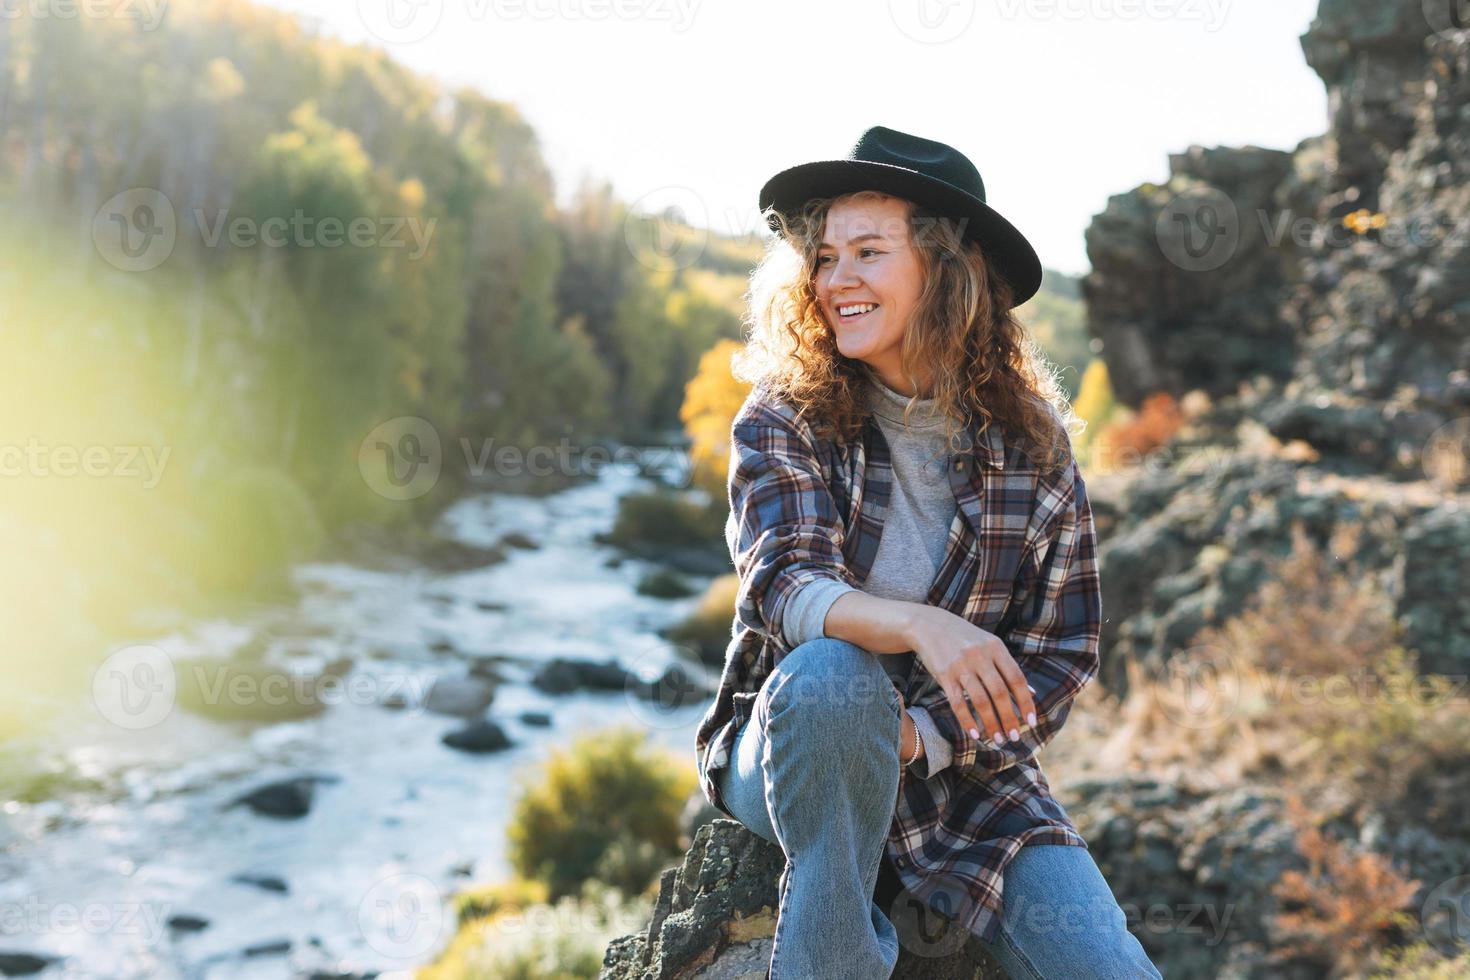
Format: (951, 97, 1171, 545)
(780, 578, 859, 649)
(906, 705, 952, 778)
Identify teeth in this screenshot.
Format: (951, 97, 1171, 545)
(838, 303, 878, 316)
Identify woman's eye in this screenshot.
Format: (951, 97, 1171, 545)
(817, 250, 880, 265)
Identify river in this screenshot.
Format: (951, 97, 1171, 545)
(0, 452, 717, 978)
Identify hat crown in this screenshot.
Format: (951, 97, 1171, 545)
(849, 125, 987, 204)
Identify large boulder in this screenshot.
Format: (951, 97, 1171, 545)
(599, 819, 1007, 979)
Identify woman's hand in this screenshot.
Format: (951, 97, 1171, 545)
(904, 605, 1037, 747)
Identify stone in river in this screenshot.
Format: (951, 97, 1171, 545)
(422, 676, 497, 717)
(229, 775, 337, 819)
(441, 720, 514, 754)
(231, 873, 289, 894)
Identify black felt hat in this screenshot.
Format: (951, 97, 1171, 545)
(758, 125, 1043, 307)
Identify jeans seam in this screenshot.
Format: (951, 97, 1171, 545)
(864, 685, 904, 967)
(997, 922, 1048, 980)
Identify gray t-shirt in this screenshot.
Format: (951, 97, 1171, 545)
(782, 369, 958, 686)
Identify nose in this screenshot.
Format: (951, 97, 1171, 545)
(826, 253, 862, 296)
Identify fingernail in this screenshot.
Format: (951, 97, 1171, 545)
(1027, 684, 1037, 694)
(969, 728, 979, 740)
(993, 730, 1006, 745)
(1008, 728, 1020, 741)
(1026, 712, 1037, 727)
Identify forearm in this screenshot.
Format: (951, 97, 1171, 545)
(820, 589, 929, 655)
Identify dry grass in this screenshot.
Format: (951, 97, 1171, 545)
(1052, 520, 1470, 799)
(1270, 794, 1423, 978)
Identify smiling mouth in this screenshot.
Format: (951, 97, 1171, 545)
(837, 304, 879, 323)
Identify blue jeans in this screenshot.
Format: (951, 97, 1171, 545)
(711, 637, 1163, 980)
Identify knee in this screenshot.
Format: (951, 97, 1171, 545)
(763, 638, 899, 731)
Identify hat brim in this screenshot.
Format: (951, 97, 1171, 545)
(758, 159, 1043, 307)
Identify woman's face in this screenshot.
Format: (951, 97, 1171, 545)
(814, 194, 928, 396)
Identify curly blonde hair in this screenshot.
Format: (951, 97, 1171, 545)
(731, 189, 1080, 476)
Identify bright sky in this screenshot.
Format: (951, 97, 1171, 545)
(259, 0, 1328, 276)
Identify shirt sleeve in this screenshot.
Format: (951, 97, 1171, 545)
(918, 456, 1102, 777)
(781, 577, 859, 649)
(726, 407, 856, 655)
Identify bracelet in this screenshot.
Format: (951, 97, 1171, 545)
(904, 714, 924, 768)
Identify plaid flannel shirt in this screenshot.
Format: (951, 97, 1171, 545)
(694, 381, 1103, 945)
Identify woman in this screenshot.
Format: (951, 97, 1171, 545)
(693, 126, 1163, 980)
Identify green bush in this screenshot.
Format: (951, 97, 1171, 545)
(602, 489, 725, 553)
(506, 726, 696, 900)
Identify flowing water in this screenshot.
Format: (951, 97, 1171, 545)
(0, 456, 717, 978)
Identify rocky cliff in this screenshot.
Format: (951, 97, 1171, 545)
(602, 2, 1469, 977)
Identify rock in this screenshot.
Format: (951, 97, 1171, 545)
(421, 676, 497, 718)
(242, 938, 291, 957)
(475, 600, 509, 611)
(627, 664, 713, 712)
(599, 820, 1007, 979)
(531, 657, 631, 694)
(0, 951, 58, 976)
(228, 775, 337, 819)
(441, 720, 513, 754)
(231, 873, 289, 894)
(518, 711, 553, 727)
(499, 531, 540, 550)
(678, 790, 723, 850)
(175, 658, 329, 723)
(321, 656, 354, 679)
(167, 913, 210, 932)
(636, 569, 698, 599)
